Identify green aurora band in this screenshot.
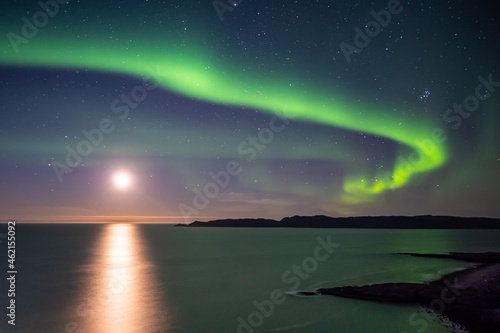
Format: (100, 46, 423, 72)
(0, 36, 448, 205)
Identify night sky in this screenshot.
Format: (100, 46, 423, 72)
(0, 0, 499, 222)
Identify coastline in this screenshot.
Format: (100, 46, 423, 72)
(181, 215, 500, 229)
(316, 252, 500, 332)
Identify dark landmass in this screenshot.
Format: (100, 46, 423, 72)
(184, 215, 500, 229)
(398, 252, 500, 263)
(316, 252, 500, 332)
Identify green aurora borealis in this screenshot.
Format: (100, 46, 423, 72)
(0, 1, 499, 220)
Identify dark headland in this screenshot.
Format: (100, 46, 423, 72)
(317, 252, 500, 332)
(177, 215, 500, 228)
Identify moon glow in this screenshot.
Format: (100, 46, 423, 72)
(113, 172, 131, 189)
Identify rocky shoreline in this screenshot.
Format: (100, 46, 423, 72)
(316, 252, 500, 332)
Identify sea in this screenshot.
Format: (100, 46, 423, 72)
(2, 223, 500, 333)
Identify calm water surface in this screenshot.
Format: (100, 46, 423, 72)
(4, 223, 500, 333)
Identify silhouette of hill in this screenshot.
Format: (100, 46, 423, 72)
(184, 215, 500, 229)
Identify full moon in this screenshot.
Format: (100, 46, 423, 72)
(113, 172, 131, 189)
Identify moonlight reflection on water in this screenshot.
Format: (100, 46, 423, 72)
(76, 224, 169, 333)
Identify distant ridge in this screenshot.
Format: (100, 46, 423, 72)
(182, 215, 500, 229)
